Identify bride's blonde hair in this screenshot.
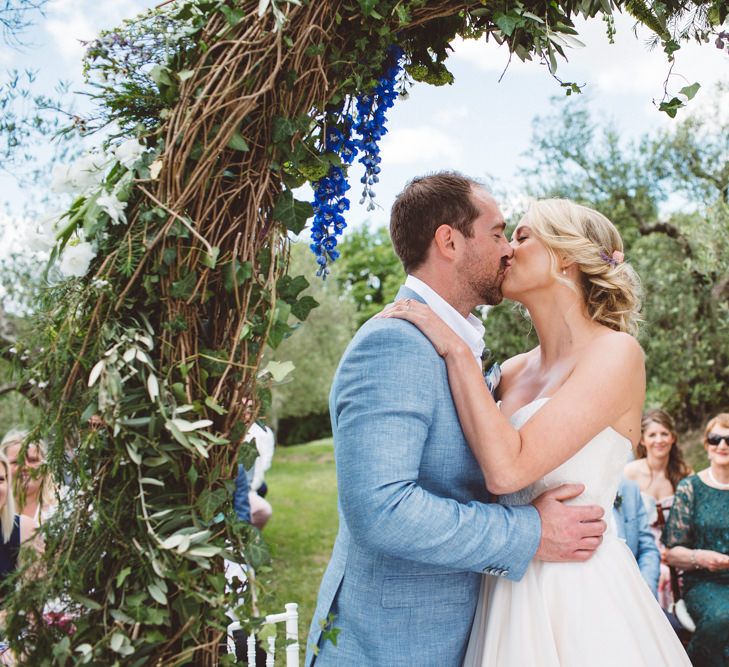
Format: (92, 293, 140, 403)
(523, 199, 642, 335)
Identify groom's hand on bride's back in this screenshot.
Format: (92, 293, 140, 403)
(532, 484, 606, 562)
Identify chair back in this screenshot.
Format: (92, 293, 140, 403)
(227, 602, 299, 666)
(656, 502, 696, 634)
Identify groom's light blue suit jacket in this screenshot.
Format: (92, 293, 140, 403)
(306, 287, 541, 666)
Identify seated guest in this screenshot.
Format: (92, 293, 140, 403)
(0, 431, 56, 524)
(663, 413, 729, 667)
(232, 463, 251, 524)
(1, 451, 39, 598)
(624, 409, 692, 609)
(613, 477, 661, 597)
(245, 423, 274, 530)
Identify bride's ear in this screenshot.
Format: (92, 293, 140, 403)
(433, 224, 458, 260)
(559, 260, 576, 276)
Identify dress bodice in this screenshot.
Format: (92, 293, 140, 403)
(498, 398, 632, 519)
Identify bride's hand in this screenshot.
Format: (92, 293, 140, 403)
(376, 299, 467, 358)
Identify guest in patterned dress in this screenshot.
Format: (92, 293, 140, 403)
(663, 413, 729, 667)
(624, 408, 692, 608)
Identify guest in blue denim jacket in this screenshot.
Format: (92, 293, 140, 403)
(613, 476, 661, 596)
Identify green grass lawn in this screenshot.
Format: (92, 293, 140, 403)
(261, 438, 338, 660)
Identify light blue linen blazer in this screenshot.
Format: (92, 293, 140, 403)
(306, 286, 541, 666)
(613, 477, 661, 597)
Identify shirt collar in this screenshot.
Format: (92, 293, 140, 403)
(404, 275, 486, 361)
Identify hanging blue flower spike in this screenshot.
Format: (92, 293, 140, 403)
(310, 45, 405, 277)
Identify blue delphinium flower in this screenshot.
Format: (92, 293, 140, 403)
(309, 45, 404, 277)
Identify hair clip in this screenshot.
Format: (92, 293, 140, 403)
(600, 250, 625, 267)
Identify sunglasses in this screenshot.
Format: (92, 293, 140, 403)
(707, 433, 729, 447)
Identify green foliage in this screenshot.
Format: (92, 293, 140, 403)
(271, 243, 358, 423)
(334, 225, 405, 327)
(525, 92, 729, 427)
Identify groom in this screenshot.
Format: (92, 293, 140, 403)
(306, 172, 606, 666)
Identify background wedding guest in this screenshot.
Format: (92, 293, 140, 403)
(663, 412, 729, 667)
(624, 409, 692, 608)
(232, 462, 251, 524)
(0, 430, 56, 525)
(245, 422, 274, 530)
(613, 477, 660, 596)
(1, 450, 43, 666)
(1, 451, 39, 592)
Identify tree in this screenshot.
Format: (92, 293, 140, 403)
(524, 92, 729, 426)
(270, 242, 358, 442)
(334, 225, 405, 327)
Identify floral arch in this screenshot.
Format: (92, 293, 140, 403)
(4, 0, 725, 664)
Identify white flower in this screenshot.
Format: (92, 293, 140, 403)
(25, 212, 60, 253)
(51, 163, 76, 194)
(97, 193, 127, 225)
(69, 153, 107, 191)
(91, 278, 109, 289)
(52, 153, 108, 193)
(59, 241, 96, 278)
(114, 139, 146, 169)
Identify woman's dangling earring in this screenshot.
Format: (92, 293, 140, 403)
(562, 268, 566, 275)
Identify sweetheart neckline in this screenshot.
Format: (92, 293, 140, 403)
(506, 396, 633, 447)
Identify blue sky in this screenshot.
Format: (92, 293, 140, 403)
(1, 0, 727, 249)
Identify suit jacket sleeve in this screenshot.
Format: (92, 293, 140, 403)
(332, 320, 541, 580)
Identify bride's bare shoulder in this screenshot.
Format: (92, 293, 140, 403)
(499, 348, 539, 393)
(592, 329, 644, 357)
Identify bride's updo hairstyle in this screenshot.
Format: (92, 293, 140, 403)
(523, 198, 642, 335)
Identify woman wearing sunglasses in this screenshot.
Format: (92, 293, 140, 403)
(663, 413, 729, 666)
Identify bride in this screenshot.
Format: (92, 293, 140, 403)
(382, 198, 690, 666)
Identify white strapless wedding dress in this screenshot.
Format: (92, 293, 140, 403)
(463, 398, 690, 667)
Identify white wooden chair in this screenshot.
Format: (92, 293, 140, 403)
(227, 602, 299, 666)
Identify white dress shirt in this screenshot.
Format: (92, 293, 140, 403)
(404, 275, 486, 364)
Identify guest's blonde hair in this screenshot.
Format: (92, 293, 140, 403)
(704, 413, 729, 447)
(0, 451, 15, 543)
(523, 199, 642, 335)
(0, 429, 54, 521)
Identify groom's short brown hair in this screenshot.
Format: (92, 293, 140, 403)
(389, 171, 482, 273)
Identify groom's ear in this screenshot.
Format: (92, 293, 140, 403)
(433, 224, 457, 259)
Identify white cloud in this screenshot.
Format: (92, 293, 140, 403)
(43, 1, 97, 60)
(450, 14, 728, 101)
(451, 36, 525, 75)
(552, 15, 727, 99)
(433, 105, 470, 125)
(380, 126, 464, 165)
(0, 47, 14, 66)
(42, 0, 153, 62)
